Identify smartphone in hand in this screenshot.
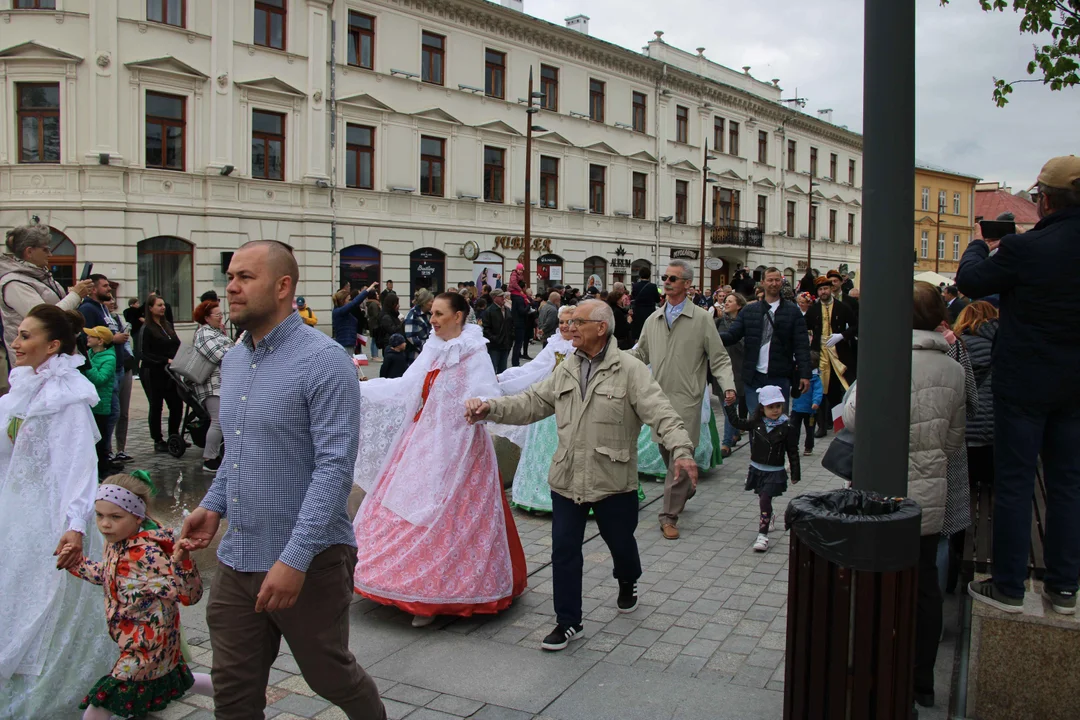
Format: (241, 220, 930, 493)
(79, 262, 94, 281)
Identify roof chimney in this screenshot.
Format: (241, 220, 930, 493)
(502, 0, 523, 11)
(816, 108, 834, 124)
(565, 14, 589, 35)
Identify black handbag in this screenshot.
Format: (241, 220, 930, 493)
(821, 428, 855, 481)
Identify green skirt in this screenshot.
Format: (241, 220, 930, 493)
(637, 407, 722, 478)
(80, 662, 194, 718)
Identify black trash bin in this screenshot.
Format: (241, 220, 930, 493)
(783, 489, 922, 720)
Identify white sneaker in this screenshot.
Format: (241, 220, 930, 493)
(411, 615, 436, 628)
(753, 534, 769, 552)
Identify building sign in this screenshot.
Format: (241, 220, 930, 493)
(670, 248, 700, 260)
(536, 253, 564, 292)
(494, 235, 552, 253)
(410, 247, 445, 294)
(611, 244, 633, 270)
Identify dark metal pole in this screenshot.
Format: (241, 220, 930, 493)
(853, 0, 915, 496)
(699, 140, 709, 284)
(935, 202, 942, 274)
(524, 66, 535, 284)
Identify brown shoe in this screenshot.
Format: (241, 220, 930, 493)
(661, 524, 680, 540)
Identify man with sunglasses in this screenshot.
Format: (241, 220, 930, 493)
(630, 259, 736, 540)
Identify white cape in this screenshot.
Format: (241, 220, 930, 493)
(488, 334, 576, 448)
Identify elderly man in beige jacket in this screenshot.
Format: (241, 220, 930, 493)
(465, 299, 694, 652)
(630, 259, 736, 540)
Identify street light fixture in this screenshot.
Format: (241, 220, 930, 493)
(806, 180, 821, 276)
(523, 67, 542, 281)
(699, 141, 719, 284)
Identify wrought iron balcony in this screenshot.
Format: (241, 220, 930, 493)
(711, 220, 764, 248)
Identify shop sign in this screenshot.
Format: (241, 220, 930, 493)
(494, 235, 552, 252)
(611, 244, 633, 269)
(670, 248, 700, 260)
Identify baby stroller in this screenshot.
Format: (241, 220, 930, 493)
(165, 365, 211, 458)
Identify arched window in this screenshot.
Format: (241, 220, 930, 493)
(630, 258, 652, 282)
(410, 247, 445, 295)
(472, 251, 503, 290)
(340, 244, 381, 289)
(583, 256, 606, 291)
(784, 267, 796, 286)
(48, 227, 76, 291)
(138, 236, 193, 321)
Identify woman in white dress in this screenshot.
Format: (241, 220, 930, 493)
(0, 304, 117, 719)
(489, 305, 576, 512)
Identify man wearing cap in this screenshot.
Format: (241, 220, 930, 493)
(958, 155, 1080, 616)
(483, 288, 514, 373)
(804, 274, 857, 436)
(296, 296, 318, 327)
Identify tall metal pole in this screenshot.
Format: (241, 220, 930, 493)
(853, 0, 915, 496)
(699, 140, 709, 285)
(523, 66, 535, 284)
(934, 202, 942, 274)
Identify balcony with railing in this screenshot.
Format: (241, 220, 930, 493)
(711, 220, 764, 248)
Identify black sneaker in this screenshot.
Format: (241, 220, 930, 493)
(154, 441, 170, 453)
(114, 451, 133, 462)
(968, 579, 1023, 613)
(617, 581, 638, 614)
(202, 457, 222, 473)
(1042, 587, 1077, 615)
(541, 623, 583, 651)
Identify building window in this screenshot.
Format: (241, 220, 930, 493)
(251, 110, 285, 180)
(921, 231, 929, 258)
(589, 165, 606, 214)
(728, 121, 739, 156)
(849, 159, 856, 185)
(828, 209, 837, 239)
(145, 91, 185, 171)
(483, 146, 504, 203)
(787, 140, 796, 171)
(848, 213, 855, 243)
(421, 32, 445, 85)
(254, 0, 286, 50)
(345, 124, 374, 189)
(786, 201, 796, 236)
(713, 117, 725, 153)
(953, 234, 961, 260)
(482, 49, 505, 99)
(675, 180, 688, 224)
(829, 153, 838, 179)
(540, 65, 558, 111)
(632, 172, 647, 219)
(675, 106, 688, 144)
(715, 188, 740, 224)
(16, 83, 60, 164)
(589, 79, 605, 122)
(938, 232, 946, 259)
(810, 147, 818, 177)
(809, 204, 818, 239)
(757, 195, 767, 230)
(420, 136, 445, 197)
(348, 11, 375, 69)
(921, 187, 929, 211)
(938, 190, 947, 212)
(147, 0, 184, 27)
(757, 131, 768, 164)
(632, 91, 647, 133)
(138, 237, 193, 322)
(953, 192, 961, 215)
(540, 156, 558, 208)
(14, 0, 56, 7)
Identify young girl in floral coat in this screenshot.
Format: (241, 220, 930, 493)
(57, 471, 213, 719)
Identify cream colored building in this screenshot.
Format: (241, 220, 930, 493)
(0, 0, 863, 324)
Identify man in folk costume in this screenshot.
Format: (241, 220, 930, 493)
(629, 259, 736, 541)
(805, 275, 858, 435)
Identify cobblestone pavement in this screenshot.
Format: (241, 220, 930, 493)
(116, 373, 954, 720)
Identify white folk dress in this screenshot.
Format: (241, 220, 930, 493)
(0, 353, 118, 719)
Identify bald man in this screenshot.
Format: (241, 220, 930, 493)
(538, 291, 561, 342)
(181, 240, 386, 719)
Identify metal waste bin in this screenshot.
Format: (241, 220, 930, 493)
(783, 490, 922, 719)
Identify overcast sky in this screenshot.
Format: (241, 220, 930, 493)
(513, 0, 1079, 189)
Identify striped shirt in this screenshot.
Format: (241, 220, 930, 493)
(200, 312, 361, 573)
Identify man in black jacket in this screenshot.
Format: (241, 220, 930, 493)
(958, 154, 1080, 616)
(805, 276, 858, 435)
(629, 267, 660, 343)
(942, 285, 969, 325)
(719, 267, 811, 411)
(483, 289, 514, 373)
(79, 274, 131, 469)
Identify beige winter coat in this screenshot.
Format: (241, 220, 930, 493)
(486, 344, 693, 504)
(629, 300, 735, 446)
(842, 330, 966, 535)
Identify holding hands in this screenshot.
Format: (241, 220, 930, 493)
(464, 398, 490, 424)
(54, 530, 82, 569)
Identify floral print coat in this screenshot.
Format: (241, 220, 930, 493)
(68, 527, 202, 681)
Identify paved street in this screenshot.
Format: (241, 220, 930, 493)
(116, 375, 956, 720)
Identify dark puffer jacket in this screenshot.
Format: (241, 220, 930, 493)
(960, 319, 997, 446)
(719, 298, 811, 385)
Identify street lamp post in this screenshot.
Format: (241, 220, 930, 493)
(806, 180, 820, 274)
(523, 67, 539, 280)
(699, 141, 717, 284)
(934, 200, 943, 274)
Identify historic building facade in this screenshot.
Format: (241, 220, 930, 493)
(913, 161, 979, 279)
(0, 0, 863, 323)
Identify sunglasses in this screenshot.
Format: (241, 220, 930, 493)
(660, 275, 688, 283)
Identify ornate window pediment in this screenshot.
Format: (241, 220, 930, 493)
(0, 41, 82, 63)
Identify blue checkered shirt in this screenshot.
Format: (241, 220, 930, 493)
(200, 312, 361, 573)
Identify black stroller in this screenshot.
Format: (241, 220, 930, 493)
(165, 365, 211, 458)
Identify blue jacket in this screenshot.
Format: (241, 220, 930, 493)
(791, 372, 823, 414)
(719, 298, 811, 384)
(957, 206, 1080, 408)
(331, 289, 370, 348)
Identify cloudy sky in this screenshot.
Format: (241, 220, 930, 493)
(514, 0, 1079, 188)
